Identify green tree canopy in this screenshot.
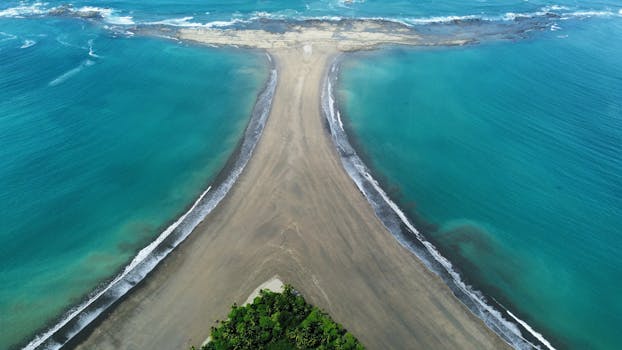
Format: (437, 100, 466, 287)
(194, 285, 365, 350)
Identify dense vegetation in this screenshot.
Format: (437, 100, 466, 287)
(194, 285, 364, 350)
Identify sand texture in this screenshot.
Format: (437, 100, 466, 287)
(177, 21, 473, 51)
(73, 39, 509, 350)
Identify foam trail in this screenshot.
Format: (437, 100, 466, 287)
(205, 19, 249, 27)
(74, 6, 135, 25)
(507, 311, 557, 350)
(49, 60, 95, 86)
(4, 3, 621, 36)
(55, 36, 76, 48)
(0, 31, 17, 42)
(0, 2, 46, 17)
(146, 16, 199, 27)
(321, 56, 555, 350)
(145, 17, 247, 28)
(24, 55, 277, 350)
(87, 40, 100, 58)
(406, 15, 479, 24)
(20, 39, 36, 48)
(135, 5, 621, 30)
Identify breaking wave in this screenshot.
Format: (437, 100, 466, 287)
(0, 3, 134, 25)
(48, 60, 95, 87)
(2, 2, 620, 32)
(20, 39, 36, 48)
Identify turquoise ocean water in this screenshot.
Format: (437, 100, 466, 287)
(0, 15, 268, 348)
(1, 0, 621, 349)
(337, 18, 622, 350)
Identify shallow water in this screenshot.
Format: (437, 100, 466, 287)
(0, 17, 268, 348)
(337, 18, 622, 350)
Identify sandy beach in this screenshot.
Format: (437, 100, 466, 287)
(72, 28, 509, 349)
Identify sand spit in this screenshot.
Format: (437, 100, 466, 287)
(178, 20, 473, 51)
(72, 25, 509, 350)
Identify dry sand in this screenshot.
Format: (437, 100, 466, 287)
(243, 276, 285, 306)
(74, 30, 509, 350)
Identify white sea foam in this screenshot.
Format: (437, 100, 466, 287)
(49, 60, 95, 86)
(20, 39, 36, 48)
(145, 16, 246, 28)
(74, 6, 135, 25)
(0, 3, 135, 24)
(105, 15, 134, 25)
(87, 39, 100, 58)
(146, 16, 203, 27)
(394, 5, 620, 26)
(206, 19, 248, 27)
(245, 9, 347, 24)
(406, 14, 479, 24)
(0, 31, 17, 42)
(237, 4, 622, 28)
(507, 310, 557, 350)
(563, 10, 617, 18)
(244, 5, 622, 28)
(336, 0, 365, 8)
(250, 10, 300, 21)
(0, 2, 46, 17)
(542, 5, 569, 11)
(502, 12, 521, 21)
(252, 11, 278, 18)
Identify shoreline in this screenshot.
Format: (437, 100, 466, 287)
(20, 53, 277, 350)
(323, 55, 551, 350)
(70, 41, 512, 349)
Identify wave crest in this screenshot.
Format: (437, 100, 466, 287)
(48, 60, 95, 87)
(20, 39, 36, 48)
(4, 2, 620, 32)
(0, 2, 46, 17)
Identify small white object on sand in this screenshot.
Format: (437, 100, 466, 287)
(244, 276, 285, 306)
(202, 276, 285, 347)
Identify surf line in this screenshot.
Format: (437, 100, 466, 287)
(321, 55, 555, 350)
(23, 54, 277, 350)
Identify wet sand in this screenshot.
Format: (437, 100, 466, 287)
(74, 36, 509, 349)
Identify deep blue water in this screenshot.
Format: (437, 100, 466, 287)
(337, 18, 622, 350)
(2, 0, 622, 349)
